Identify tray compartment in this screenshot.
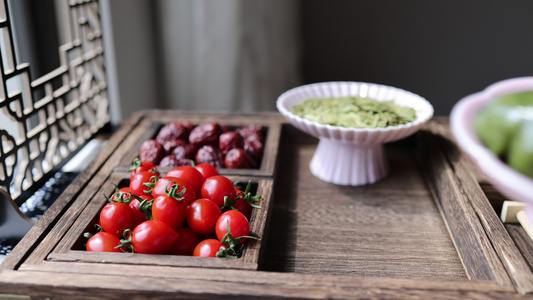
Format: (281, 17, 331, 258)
(261, 125, 467, 279)
(47, 172, 274, 270)
(110, 110, 283, 177)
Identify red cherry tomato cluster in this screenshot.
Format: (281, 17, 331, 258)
(138, 121, 265, 170)
(84, 160, 261, 258)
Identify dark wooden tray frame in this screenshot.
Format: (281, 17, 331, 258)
(2, 112, 533, 299)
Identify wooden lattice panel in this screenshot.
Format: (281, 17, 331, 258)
(0, 0, 109, 204)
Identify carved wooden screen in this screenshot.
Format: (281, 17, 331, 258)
(0, 0, 109, 205)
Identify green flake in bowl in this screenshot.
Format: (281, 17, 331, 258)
(291, 96, 416, 129)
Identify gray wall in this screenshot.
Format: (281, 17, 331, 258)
(300, 0, 533, 116)
(105, 0, 161, 123)
(105, 0, 301, 122)
(106, 0, 533, 120)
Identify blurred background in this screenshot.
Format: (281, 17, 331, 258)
(11, 0, 533, 124)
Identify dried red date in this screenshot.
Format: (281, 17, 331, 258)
(139, 139, 165, 165)
(159, 155, 181, 167)
(220, 124, 232, 133)
(237, 125, 264, 142)
(175, 158, 194, 167)
(140, 122, 265, 169)
(225, 148, 256, 169)
(189, 123, 223, 147)
(243, 132, 264, 163)
(156, 121, 194, 144)
(162, 139, 186, 153)
(172, 144, 197, 160)
(219, 131, 244, 155)
(195, 145, 225, 168)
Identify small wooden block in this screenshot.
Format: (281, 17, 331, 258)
(517, 210, 533, 243)
(501, 201, 526, 223)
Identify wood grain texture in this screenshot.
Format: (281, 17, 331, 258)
(425, 118, 533, 294)
(3, 114, 533, 299)
(261, 125, 466, 279)
(506, 224, 533, 269)
(0, 267, 518, 300)
(418, 124, 509, 283)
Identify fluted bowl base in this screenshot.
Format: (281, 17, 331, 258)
(309, 138, 390, 186)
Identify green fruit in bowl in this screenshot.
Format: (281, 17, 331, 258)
(474, 91, 533, 178)
(496, 91, 533, 106)
(474, 105, 520, 156)
(507, 120, 533, 178)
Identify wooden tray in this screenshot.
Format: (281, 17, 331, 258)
(2, 113, 533, 299)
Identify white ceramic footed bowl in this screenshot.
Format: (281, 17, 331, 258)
(276, 81, 434, 186)
(450, 76, 533, 220)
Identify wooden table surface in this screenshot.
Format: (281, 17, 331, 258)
(1, 112, 533, 299)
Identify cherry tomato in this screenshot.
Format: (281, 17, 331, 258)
(229, 184, 260, 220)
(193, 239, 224, 257)
(233, 197, 253, 220)
(194, 163, 219, 179)
(130, 171, 158, 196)
(152, 176, 196, 206)
(152, 185, 188, 230)
(187, 198, 221, 235)
(86, 232, 123, 252)
(99, 202, 135, 237)
(131, 220, 179, 254)
(165, 166, 205, 198)
(129, 193, 152, 226)
(201, 175, 237, 207)
(110, 187, 132, 203)
(167, 227, 200, 256)
(129, 158, 159, 181)
(215, 210, 250, 243)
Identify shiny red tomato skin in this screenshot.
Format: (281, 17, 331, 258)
(131, 220, 179, 254)
(201, 175, 237, 207)
(152, 176, 196, 206)
(194, 163, 219, 179)
(130, 161, 158, 181)
(167, 227, 200, 256)
(130, 171, 158, 196)
(86, 232, 123, 252)
(187, 198, 221, 235)
(215, 210, 250, 243)
(129, 193, 152, 226)
(193, 239, 224, 257)
(152, 193, 188, 231)
(232, 197, 253, 220)
(165, 166, 205, 198)
(99, 202, 135, 237)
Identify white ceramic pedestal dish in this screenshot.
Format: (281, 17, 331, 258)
(276, 81, 434, 186)
(450, 76, 533, 221)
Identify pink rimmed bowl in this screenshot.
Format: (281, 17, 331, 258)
(450, 76, 533, 220)
(276, 81, 434, 186)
